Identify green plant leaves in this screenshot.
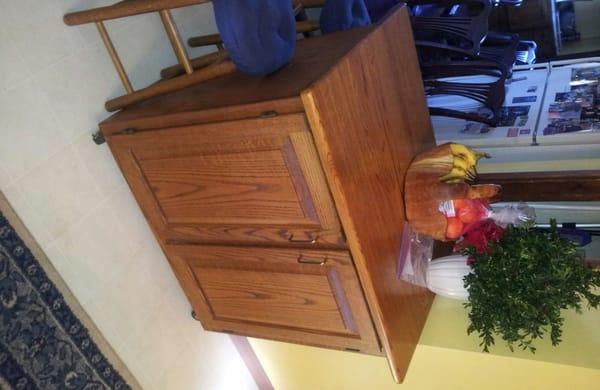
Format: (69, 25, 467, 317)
(462, 220, 600, 353)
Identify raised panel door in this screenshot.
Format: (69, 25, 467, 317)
(166, 245, 381, 354)
(107, 114, 344, 246)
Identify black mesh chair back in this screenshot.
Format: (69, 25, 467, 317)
(416, 31, 528, 79)
(492, 0, 523, 6)
(479, 32, 519, 77)
(423, 61, 506, 125)
(409, 0, 492, 56)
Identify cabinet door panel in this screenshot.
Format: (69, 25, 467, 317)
(141, 150, 310, 223)
(195, 267, 352, 333)
(167, 245, 381, 355)
(107, 114, 343, 246)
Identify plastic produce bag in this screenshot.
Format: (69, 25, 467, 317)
(398, 203, 535, 288)
(438, 200, 536, 240)
(397, 224, 434, 288)
(490, 202, 536, 227)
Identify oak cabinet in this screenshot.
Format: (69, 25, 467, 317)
(101, 6, 434, 382)
(166, 245, 380, 354)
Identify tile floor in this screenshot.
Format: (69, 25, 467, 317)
(0, 1, 257, 388)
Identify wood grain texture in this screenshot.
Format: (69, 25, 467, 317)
(105, 60, 237, 112)
(107, 114, 344, 247)
(166, 245, 381, 354)
(478, 170, 600, 201)
(302, 6, 435, 382)
(100, 26, 371, 135)
(161, 50, 230, 79)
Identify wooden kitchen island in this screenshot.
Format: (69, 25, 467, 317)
(100, 6, 435, 382)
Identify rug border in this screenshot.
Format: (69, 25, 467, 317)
(0, 191, 143, 390)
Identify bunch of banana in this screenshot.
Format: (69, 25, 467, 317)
(410, 143, 489, 184)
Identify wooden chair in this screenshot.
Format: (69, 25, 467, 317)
(64, 0, 329, 111)
(181, 0, 325, 79)
(64, 0, 237, 112)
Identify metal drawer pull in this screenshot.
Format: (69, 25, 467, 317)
(297, 255, 328, 266)
(288, 233, 317, 244)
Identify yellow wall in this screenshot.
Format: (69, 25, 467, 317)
(250, 339, 600, 390)
(250, 291, 600, 389)
(420, 296, 600, 369)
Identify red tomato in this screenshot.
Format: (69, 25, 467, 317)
(458, 203, 480, 224)
(453, 199, 472, 211)
(446, 217, 464, 239)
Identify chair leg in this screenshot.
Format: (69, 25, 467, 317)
(160, 50, 230, 79)
(187, 21, 321, 48)
(96, 21, 133, 94)
(188, 33, 221, 48)
(105, 60, 236, 111)
(159, 9, 193, 74)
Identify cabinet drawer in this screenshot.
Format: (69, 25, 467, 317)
(166, 245, 381, 355)
(107, 114, 344, 247)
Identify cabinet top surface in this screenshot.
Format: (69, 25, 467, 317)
(100, 26, 371, 133)
(299, 5, 435, 383)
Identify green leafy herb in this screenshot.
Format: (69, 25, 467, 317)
(463, 220, 600, 353)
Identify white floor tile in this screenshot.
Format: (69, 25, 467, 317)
(33, 50, 118, 139)
(0, 80, 71, 184)
(0, 37, 29, 93)
(51, 200, 132, 296)
(159, 334, 258, 390)
(2, 185, 53, 251)
(104, 187, 154, 253)
(0, 165, 11, 190)
(72, 134, 127, 200)
(12, 16, 86, 75)
(15, 142, 105, 241)
(4, 0, 65, 34)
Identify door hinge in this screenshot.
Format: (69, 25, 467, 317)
(92, 130, 105, 145)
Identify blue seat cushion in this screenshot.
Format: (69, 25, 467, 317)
(212, 0, 296, 76)
(320, 0, 372, 34)
(365, 0, 400, 22)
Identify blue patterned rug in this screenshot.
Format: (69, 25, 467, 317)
(0, 207, 135, 389)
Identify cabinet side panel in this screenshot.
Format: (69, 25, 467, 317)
(302, 6, 435, 383)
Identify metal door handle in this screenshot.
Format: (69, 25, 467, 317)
(288, 233, 317, 244)
(297, 255, 328, 265)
